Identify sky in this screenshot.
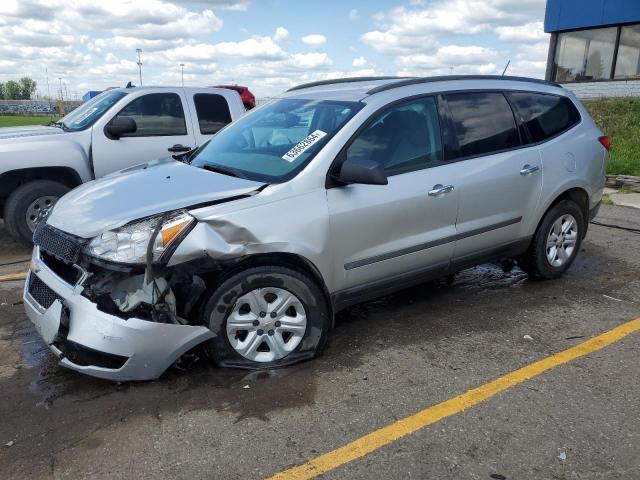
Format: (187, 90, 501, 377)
(0, 0, 550, 99)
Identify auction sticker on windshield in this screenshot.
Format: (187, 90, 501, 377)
(282, 130, 327, 162)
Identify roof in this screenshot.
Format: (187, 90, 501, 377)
(545, 0, 640, 33)
(281, 76, 562, 102)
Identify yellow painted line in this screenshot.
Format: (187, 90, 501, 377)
(0, 272, 27, 282)
(268, 317, 640, 480)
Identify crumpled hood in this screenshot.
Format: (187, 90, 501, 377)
(0, 125, 64, 141)
(47, 158, 265, 238)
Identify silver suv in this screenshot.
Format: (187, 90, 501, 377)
(24, 76, 608, 381)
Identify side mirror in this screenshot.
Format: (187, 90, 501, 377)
(105, 117, 137, 139)
(336, 158, 388, 186)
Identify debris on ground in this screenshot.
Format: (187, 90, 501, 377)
(4, 440, 14, 447)
(523, 335, 533, 341)
(558, 451, 567, 461)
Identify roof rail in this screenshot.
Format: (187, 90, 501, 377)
(366, 75, 562, 95)
(286, 76, 409, 93)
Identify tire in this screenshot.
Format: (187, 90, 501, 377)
(519, 199, 584, 280)
(3, 180, 70, 245)
(201, 266, 330, 369)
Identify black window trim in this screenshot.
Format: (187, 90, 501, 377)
(106, 92, 189, 139)
(551, 21, 640, 83)
(326, 88, 584, 187)
(325, 93, 446, 188)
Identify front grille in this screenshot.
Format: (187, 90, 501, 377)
(33, 222, 88, 265)
(28, 274, 61, 309)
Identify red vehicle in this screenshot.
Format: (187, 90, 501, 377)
(212, 85, 256, 110)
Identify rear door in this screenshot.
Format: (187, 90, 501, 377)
(441, 91, 543, 264)
(92, 90, 196, 177)
(327, 96, 459, 291)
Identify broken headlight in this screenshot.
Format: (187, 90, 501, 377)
(84, 211, 195, 264)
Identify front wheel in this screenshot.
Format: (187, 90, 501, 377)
(201, 266, 330, 368)
(519, 199, 584, 279)
(3, 180, 70, 245)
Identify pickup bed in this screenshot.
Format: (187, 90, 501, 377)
(0, 86, 246, 244)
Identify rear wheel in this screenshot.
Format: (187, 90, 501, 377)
(202, 266, 330, 368)
(519, 199, 584, 279)
(3, 180, 69, 245)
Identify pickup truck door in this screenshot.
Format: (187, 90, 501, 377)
(184, 88, 243, 146)
(91, 89, 197, 177)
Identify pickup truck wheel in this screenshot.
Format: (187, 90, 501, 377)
(3, 180, 69, 245)
(202, 266, 330, 369)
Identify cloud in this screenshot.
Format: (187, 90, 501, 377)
(496, 21, 547, 43)
(362, 0, 546, 55)
(349, 9, 359, 20)
(301, 34, 327, 47)
(163, 36, 286, 62)
(352, 56, 367, 67)
(273, 27, 289, 43)
(170, 0, 250, 10)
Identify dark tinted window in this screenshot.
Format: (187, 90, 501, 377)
(346, 97, 442, 176)
(446, 92, 519, 158)
(509, 92, 581, 143)
(116, 93, 187, 136)
(194, 94, 232, 134)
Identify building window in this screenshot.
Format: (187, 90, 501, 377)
(552, 23, 640, 83)
(554, 27, 617, 82)
(614, 25, 640, 79)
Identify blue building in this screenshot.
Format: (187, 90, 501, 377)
(545, 0, 640, 97)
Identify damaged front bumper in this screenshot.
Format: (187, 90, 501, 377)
(23, 247, 215, 381)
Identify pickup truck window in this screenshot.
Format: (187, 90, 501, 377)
(59, 90, 128, 132)
(194, 94, 233, 134)
(115, 93, 187, 137)
(190, 98, 363, 183)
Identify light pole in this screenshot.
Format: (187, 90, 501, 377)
(136, 48, 143, 86)
(180, 63, 185, 86)
(58, 77, 63, 101)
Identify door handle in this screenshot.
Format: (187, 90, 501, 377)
(520, 164, 540, 176)
(428, 184, 454, 197)
(168, 144, 192, 153)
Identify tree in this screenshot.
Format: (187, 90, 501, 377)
(0, 83, 4, 99)
(4, 80, 21, 100)
(18, 77, 37, 100)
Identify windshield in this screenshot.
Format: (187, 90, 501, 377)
(60, 90, 128, 132)
(190, 98, 364, 182)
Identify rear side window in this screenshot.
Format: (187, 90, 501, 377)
(116, 93, 187, 137)
(445, 92, 519, 159)
(194, 94, 232, 134)
(508, 92, 581, 143)
(346, 97, 443, 176)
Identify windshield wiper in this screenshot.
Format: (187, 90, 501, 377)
(201, 164, 246, 179)
(50, 121, 69, 132)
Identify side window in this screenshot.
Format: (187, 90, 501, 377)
(116, 93, 187, 137)
(445, 92, 519, 159)
(346, 97, 443, 176)
(508, 92, 581, 143)
(194, 94, 232, 134)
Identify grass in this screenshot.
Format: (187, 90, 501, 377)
(0, 115, 58, 128)
(583, 97, 640, 176)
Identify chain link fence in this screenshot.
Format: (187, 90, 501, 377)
(0, 100, 82, 116)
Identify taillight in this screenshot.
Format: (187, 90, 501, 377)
(598, 135, 611, 151)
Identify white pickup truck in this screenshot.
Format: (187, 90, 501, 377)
(0, 86, 246, 244)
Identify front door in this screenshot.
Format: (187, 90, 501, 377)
(327, 96, 459, 292)
(92, 90, 196, 177)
